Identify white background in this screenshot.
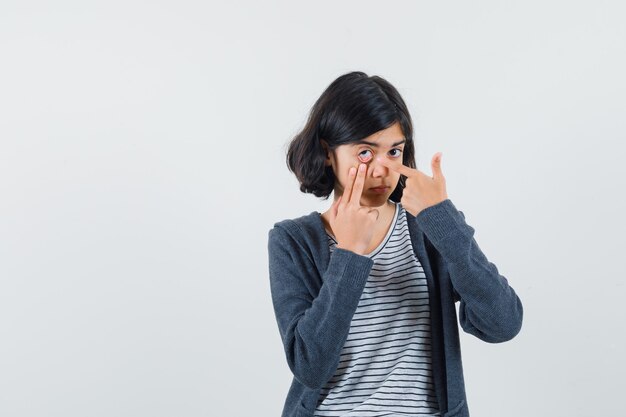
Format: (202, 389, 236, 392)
(1, 1, 625, 416)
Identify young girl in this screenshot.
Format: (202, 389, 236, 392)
(268, 71, 523, 417)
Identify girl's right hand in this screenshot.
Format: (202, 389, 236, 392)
(327, 163, 379, 256)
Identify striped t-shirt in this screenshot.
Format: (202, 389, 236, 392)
(314, 201, 441, 417)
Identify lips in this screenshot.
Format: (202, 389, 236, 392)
(369, 186, 389, 194)
(369, 186, 389, 190)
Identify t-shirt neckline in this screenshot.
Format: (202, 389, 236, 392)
(319, 201, 400, 258)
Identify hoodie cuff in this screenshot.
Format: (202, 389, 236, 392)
(415, 199, 468, 244)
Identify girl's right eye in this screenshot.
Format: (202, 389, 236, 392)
(358, 150, 373, 162)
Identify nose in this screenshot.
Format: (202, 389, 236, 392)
(369, 158, 389, 178)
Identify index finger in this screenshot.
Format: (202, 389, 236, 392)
(376, 156, 418, 177)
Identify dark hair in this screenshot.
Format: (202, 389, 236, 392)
(286, 71, 416, 202)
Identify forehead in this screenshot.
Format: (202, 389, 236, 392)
(350, 122, 406, 147)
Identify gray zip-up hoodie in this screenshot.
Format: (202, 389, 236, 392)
(267, 199, 523, 417)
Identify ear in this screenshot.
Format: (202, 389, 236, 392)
(320, 139, 333, 166)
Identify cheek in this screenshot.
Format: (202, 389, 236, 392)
(333, 163, 352, 186)
(336, 158, 360, 177)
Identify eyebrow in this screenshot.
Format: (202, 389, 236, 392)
(352, 138, 406, 148)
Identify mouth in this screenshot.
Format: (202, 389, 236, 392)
(369, 186, 389, 194)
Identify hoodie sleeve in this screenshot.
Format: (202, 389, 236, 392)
(415, 199, 523, 343)
(267, 224, 374, 389)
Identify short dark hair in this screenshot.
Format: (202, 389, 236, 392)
(286, 71, 416, 202)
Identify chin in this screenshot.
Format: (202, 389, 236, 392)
(363, 194, 391, 206)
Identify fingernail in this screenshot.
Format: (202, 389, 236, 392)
(349, 167, 356, 175)
(359, 164, 366, 171)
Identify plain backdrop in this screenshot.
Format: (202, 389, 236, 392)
(1, 1, 625, 416)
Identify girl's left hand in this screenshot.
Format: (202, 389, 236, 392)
(376, 152, 449, 217)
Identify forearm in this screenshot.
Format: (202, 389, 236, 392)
(416, 199, 523, 342)
(268, 227, 374, 388)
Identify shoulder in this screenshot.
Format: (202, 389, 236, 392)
(270, 210, 318, 231)
(267, 211, 327, 269)
(268, 211, 322, 245)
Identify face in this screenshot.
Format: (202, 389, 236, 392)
(321, 121, 405, 208)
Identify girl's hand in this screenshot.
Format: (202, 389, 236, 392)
(376, 152, 448, 217)
(327, 163, 379, 256)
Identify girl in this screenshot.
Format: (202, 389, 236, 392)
(268, 71, 523, 417)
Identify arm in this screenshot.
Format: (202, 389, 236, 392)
(416, 199, 523, 343)
(267, 224, 374, 389)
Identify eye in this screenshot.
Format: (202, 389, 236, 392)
(358, 149, 372, 162)
(390, 148, 403, 158)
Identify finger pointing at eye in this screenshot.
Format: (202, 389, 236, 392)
(375, 156, 418, 178)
